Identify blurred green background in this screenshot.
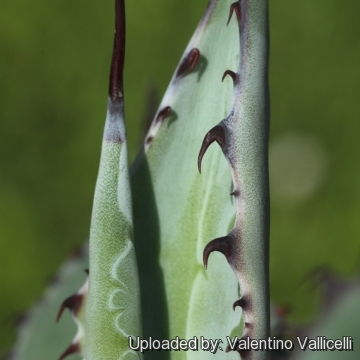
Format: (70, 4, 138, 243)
(1, 0, 360, 354)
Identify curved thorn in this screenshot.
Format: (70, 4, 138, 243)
(203, 235, 232, 269)
(222, 70, 237, 83)
(227, 2, 242, 26)
(146, 136, 153, 145)
(187, 49, 200, 73)
(109, 0, 126, 102)
(56, 294, 83, 322)
(156, 106, 172, 123)
(233, 297, 246, 311)
(56, 306, 65, 323)
(230, 189, 240, 197)
(198, 124, 226, 173)
(176, 48, 200, 78)
(58, 343, 80, 360)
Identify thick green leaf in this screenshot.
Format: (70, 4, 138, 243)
(86, 100, 142, 360)
(132, 1, 243, 359)
(11, 247, 88, 360)
(85, 2, 142, 359)
(213, 1, 270, 357)
(11, 2, 270, 360)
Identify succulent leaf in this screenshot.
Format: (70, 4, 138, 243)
(11, 1, 270, 360)
(199, 1, 271, 358)
(57, 276, 88, 360)
(131, 0, 259, 359)
(11, 247, 88, 360)
(85, 1, 142, 359)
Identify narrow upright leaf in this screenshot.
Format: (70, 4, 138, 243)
(198, 1, 270, 358)
(86, 1, 142, 359)
(11, 247, 88, 360)
(132, 1, 247, 359)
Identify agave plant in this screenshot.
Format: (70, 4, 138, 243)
(9, 0, 360, 360)
(5, 1, 360, 360)
(11, 0, 269, 358)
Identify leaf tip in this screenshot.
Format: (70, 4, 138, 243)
(109, 0, 126, 102)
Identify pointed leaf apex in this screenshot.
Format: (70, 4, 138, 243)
(109, 0, 126, 102)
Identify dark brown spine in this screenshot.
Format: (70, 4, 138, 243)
(109, 0, 126, 102)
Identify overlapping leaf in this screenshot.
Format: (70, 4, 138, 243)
(11, 247, 88, 360)
(132, 1, 242, 359)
